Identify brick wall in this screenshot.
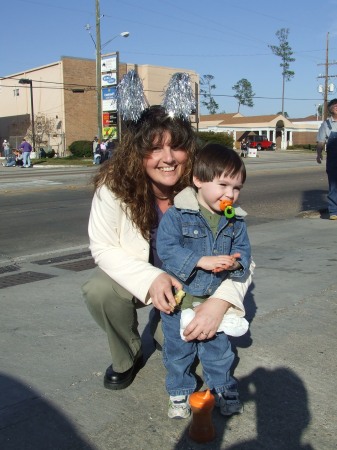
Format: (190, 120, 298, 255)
(62, 57, 97, 148)
(292, 131, 317, 146)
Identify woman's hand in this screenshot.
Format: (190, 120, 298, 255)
(149, 273, 182, 314)
(183, 297, 231, 341)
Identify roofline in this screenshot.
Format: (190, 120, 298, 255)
(61, 56, 95, 63)
(1, 61, 62, 79)
(0, 56, 97, 79)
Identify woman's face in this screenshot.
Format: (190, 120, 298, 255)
(143, 131, 188, 193)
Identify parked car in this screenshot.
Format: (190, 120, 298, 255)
(247, 135, 276, 151)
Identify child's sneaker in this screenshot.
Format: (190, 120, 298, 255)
(168, 395, 191, 419)
(214, 391, 243, 416)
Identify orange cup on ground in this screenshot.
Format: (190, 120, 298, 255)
(188, 389, 215, 443)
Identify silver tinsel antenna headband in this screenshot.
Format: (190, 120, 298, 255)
(114, 70, 149, 122)
(162, 72, 196, 121)
(114, 70, 196, 122)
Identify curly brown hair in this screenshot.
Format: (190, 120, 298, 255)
(93, 106, 197, 239)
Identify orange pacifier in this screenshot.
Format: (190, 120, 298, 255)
(219, 199, 235, 219)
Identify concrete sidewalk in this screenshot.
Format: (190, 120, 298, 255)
(1, 216, 336, 449)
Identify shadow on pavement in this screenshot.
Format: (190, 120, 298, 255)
(224, 367, 314, 450)
(0, 372, 96, 450)
(171, 367, 313, 450)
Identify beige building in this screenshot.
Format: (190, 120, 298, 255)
(0, 57, 199, 155)
(119, 62, 199, 108)
(199, 113, 320, 150)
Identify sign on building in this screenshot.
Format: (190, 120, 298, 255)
(101, 55, 117, 73)
(101, 53, 118, 140)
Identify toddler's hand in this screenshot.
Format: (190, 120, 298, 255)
(197, 253, 241, 272)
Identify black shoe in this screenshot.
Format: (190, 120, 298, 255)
(104, 353, 143, 390)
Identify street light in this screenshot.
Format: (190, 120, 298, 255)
(101, 31, 130, 51)
(19, 78, 35, 152)
(84, 26, 129, 51)
(85, 12, 129, 140)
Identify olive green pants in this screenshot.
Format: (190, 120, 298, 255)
(82, 268, 163, 372)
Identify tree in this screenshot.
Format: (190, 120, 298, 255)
(197, 131, 234, 148)
(317, 104, 323, 119)
(232, 78, 255, 112)
(200, 74, 219, 114)
(277, 111, 289, 118)
(26, 113, 56, 153)
(269, 28, 295, 116)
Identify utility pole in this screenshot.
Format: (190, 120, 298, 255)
(19, 78, 35, 152)
(195, 82, 199, 132)
(96, 0, 102, 139)
(86, 3, 129, 142)
(317, 32, 337, 120)
(324, 32, 329, 120)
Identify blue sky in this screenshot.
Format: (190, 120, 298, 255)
(2, 0, 337, 117)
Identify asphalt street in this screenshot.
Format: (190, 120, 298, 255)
(0, 152, 336, 449)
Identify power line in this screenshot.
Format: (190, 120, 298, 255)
(1, 81, 325, 102)
(144, 89, 323, 102)
(120, 47, 336, 59)
(1, 80, 96, 91)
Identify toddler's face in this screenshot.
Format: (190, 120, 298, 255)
(193, 172, 243, 214)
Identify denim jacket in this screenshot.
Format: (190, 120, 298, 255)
(157, 187, 251, 297)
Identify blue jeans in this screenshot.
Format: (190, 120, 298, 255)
(161, 309, 236, 396)
(325, 132, 337, 216)
(326, 167, 337, 216)
(23, 152, 31, 167)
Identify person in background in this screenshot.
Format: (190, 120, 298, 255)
(99, 139, 108, 163)
(240, 139, 248, 158)
(94, 143, 102, 165)
(316, 98, 337, 220)
(157, 144, 251, 419)
(15, 149, 24, 166)
(2, 149, 23, 167)
(107, 138, 116, 159)
(2, 139, 10, 160)
(92, 137, 99, 164)
(19, 138, 32, 168)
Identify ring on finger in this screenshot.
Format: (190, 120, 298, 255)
(200, 331, 209, 336)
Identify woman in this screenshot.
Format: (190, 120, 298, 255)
(82, 105, 253, 391)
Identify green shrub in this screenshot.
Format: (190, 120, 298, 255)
(288, 144, 316, 150)
(46, 149, 55, 158)
(68, 140, 92, 157)
(196, 131, 234, 149)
